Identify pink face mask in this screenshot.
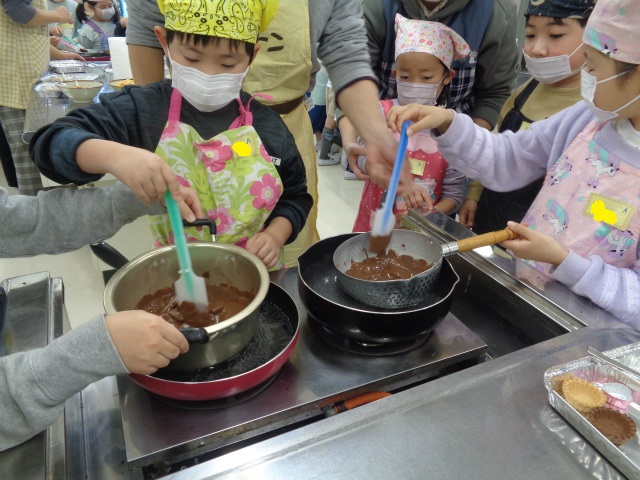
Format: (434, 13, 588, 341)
(396, 75, 445, 106)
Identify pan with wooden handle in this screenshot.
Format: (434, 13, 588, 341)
(333, 228, 515, 309)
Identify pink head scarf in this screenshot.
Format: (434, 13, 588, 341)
(583, 0, 640, 64)
(394, 14, 470, 68)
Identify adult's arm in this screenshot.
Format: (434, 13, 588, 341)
(0, 315, 127, 451)
(434, 102, 594, 191)
(469, 0, 520, 129)
(0, 183, 163, 257)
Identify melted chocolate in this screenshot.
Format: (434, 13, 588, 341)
(135, 283, 254, 329)
(344, 249, 432, 281)
(368, 234, 391, 255)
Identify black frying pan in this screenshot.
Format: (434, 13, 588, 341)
(298, 234, 459, 344)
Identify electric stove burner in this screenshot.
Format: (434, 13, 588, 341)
(307, 315, 432, 356)
(153, 373, 279, 411)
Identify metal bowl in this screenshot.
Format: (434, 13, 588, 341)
(104, 243, 270, 370)
(333, 230, 444, 309)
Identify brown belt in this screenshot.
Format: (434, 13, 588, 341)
(268, 96, 305, 115)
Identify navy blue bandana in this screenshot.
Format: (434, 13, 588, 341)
(526, 0, 595, 19)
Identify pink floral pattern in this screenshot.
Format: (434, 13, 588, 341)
(394, 14, 469, 68)
(200, 140, 233, 173)
(207, 206, 233, 234)
(160, 121, 181, 141)
(250, 174, 282, 210)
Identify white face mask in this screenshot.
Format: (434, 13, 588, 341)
(98, 6, 115, 20)
(581, 68, 640, 122)
(396, 76, 445, 106)
(168, 52, 247, 112)
(524, 44, 584, 84)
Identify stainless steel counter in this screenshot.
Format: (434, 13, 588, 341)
(0, 273, 68, 479)
(163, 325, 640, 480)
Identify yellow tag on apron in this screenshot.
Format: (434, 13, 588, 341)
(409, 158, 426, 176)
(583, 192, 636, 230)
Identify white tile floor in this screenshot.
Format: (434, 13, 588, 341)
(0, 163, 363, 328)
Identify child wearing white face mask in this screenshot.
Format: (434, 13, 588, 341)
(352, 15, 467, 232)
(386, 0, 640, 324)
(460, 0, 595, 234)
(31, 0, 312, 271)
(76, 0, 125, 53)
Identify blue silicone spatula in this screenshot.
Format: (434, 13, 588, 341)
(369, 120, 411, 255)
(165, 191, 208, 312)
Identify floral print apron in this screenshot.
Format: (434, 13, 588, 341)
(353, 99, 448, 232)
(519, 121, 640, 287)
(149, 89, 284, 269)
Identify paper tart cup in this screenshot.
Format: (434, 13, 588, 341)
(587, 407, 638, 447)
(562, 378, 606, 414)
(601, 382, 633, 413)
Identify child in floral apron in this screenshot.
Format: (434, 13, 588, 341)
(386, 0, 640, 324)
(352, 16, 466, 232)
(30, 0, 313, 270)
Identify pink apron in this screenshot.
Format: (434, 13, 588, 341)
(149, 90, 285, 268)
(353, 99, 448, 232)
(521, 121, 640, 284)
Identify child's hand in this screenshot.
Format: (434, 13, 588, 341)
(502, 221, 570, 267)
(110, 149, 183, 206)
(105, 311, 189, 375)
(160, 185, 202, 223)
(344, 143, 368, 180)
(246, 231, 281, 269)
(398, 181, 434, 210)
(458, 199, 478, 229)
(387, 104, 455, 136)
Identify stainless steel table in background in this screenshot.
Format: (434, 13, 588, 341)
(22, 62, 114, 144)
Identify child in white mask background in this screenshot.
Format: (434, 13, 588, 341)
(460, 0, 595, 234)
(31, 0, 312, 271)
(76, 0, 126, 53)
(386, 0, 640, 324)
(351, 15, 467, 232)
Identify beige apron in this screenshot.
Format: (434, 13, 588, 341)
(0, 0, 49, 109)
(244, 0, 319, 268)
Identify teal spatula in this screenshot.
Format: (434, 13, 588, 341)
(165, 191, 208, 312)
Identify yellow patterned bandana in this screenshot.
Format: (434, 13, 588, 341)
(158, 0, 277, 44)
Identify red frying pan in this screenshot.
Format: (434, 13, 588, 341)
(128, 282, 299, 401)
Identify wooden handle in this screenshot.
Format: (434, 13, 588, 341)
(456, 228, 515, 253)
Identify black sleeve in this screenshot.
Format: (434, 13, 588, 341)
(30, 84, 169, 185)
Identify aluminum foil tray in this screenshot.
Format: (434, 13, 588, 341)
(41, 73, 98, 83)
(544, 342, 640, 479)
(49, 61, 87, 74)
(35, 83, 64, 98)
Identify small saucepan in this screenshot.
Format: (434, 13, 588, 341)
(101, 220, 270, 371)
(333, 228, 514, 309)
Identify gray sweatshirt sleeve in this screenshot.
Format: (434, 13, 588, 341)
(1, 0, 37, 24)
(310, 0, 376, 97)
(439, 166, 465, 210)
(0, 314, 128, 451)
(470, 0, 520, 128)
(0, 183, 164, 257)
